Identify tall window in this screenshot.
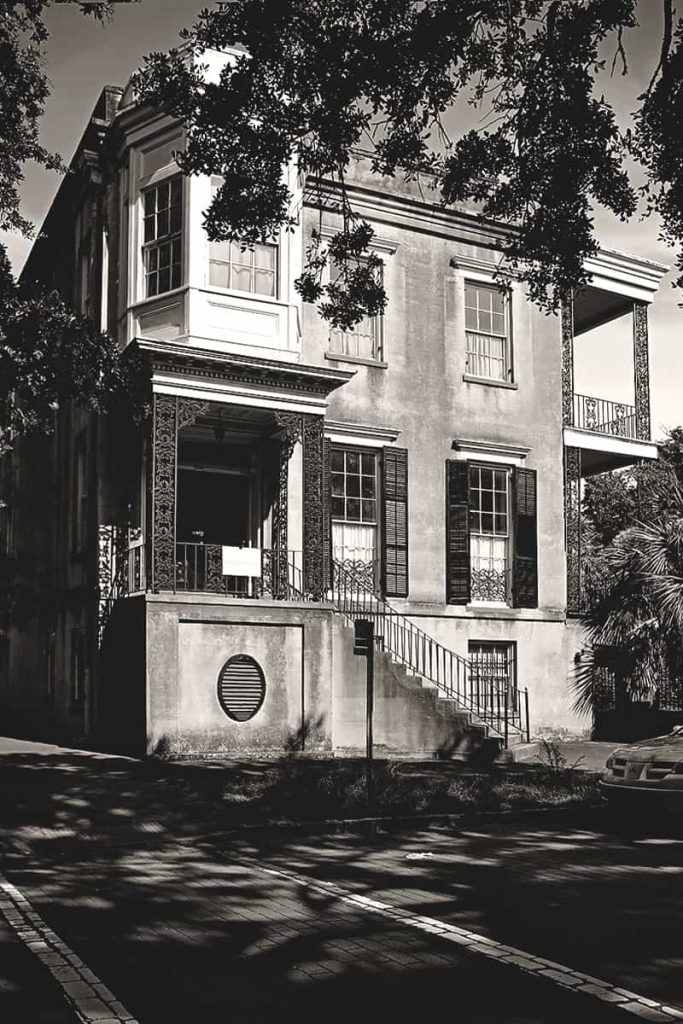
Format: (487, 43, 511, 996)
(72, 431, 88, 557)
(465, 281, 511, 382)
(469, 464, 510, 603)
(208, 177, 277, 296)
(329, 262, 384, 362)
(143, 177, 182, 297)
(331, 448, 378, 585)
(468, 640, 516, 715)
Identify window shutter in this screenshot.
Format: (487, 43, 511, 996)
(322, 438, 332, 590)
(512, 467, 538, 608)
(446, 461, 470, 604)
(382, 447, 408, 597)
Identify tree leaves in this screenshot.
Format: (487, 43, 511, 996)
(135, 0, 654, 324)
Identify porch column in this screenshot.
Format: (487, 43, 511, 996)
(150, 394, 209, 593)
(302, 414, 326, 600)
(564, 445, 582, 615)
(633, 301, 651, 440)
(561, 292, 575, 427)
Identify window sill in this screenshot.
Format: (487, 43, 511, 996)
(462, 373, 517, 390)
(468, 600, 511, 609)
(325, 352, 388, 369)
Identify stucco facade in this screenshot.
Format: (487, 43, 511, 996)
(0, 71, 668, 757)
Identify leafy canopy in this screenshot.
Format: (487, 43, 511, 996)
(136, 0, 680, 328)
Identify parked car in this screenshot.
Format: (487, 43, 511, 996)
(601, 726, 683, 802)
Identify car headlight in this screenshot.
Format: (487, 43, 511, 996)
(672, 761, 683, 775)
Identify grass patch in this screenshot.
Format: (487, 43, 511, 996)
(213, 759, 601, 825)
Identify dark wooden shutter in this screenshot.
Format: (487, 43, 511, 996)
(512, 467, 538, 608)
(446, 461, 470, 604)
(322, 438, 332, 590)
(382, 447, 408, 597)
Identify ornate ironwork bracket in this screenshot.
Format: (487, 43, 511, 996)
(564, 446, 582, 615)
(633, 301, 651, 441)
(561, 292, 574, 428)
(272, 412, 303, 588)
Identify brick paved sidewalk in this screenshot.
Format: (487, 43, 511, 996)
(0, 905, 79, 1023)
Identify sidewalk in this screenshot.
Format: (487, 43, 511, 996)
(0, 909, 78, 1023)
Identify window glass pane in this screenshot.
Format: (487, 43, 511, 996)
(144, 190, 156, 217)
(254, 269, 275, 296)
(481, 513, 494, 534)
(330, 450, 344, 472)
(144, 215, 155, 243)
(478, 309, 491, 333)
(362, 500, 376, 522)
(156, 209, 169, 238)
(346, 499, 360, 521)
(361, 453, 375, 475)
(346, 475, 360, 497)
(171, 178, 182, 205)
(361, 476, 374, 498)
(346, 452, 359, 473)
(157, 180, 169, 210)
(211, 240, 231, 263)
(479, 468, 493, 490)
(147, 273, 158, 297)
(170, 203, 182, 234)
(254, 244, 275, 269)
(171, 263, 181, 290)
(233, 266, 252, 291)
(158, 242, 171, 268)
(209, 261, 227, 288)
(147, 248, 158, 272)
(158, 267, 170, 294)
(331, 497, 344, 518)
(490, 288, 504, 315)
(491, 311, 506, 335)
(494, 514, 507, 534)
(481, 490, 493, 513)
(494, 491, 507, 514)
(331, 475, 344, 496)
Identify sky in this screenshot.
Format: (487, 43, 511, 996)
(2, 0, 681, 439)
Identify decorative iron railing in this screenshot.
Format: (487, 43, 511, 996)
(174, 544, 309, 600)
(332, 559, 529, 746)
(573, 393, 638, 439)
(470, 558, 509, 603)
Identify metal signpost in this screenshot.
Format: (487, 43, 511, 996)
(353, 618, 374, 807)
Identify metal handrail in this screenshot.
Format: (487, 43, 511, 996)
(331, 559, 529, 745)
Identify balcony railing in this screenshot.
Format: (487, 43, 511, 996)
(573, 393, 638, 439)
(175, 544, 308, 599)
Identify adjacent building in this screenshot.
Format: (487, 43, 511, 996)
(0, 72, 667, 758)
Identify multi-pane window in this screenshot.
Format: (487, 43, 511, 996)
(465, 282, 511, 382)
(469, 464, 510, 603)
(209, 238, 277, 295)
(143, 177, 182, 297)
(329, 262, 384, 362)
(468, 640, 516, 715)
(208, 177, 277, 296)
(331, 448, 378, 580)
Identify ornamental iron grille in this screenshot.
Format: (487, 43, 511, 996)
(302, 415, 326, 600)
(633, 301, 651, 441)
(573, 393, 637, 438)
(468, 640, 517, 721)
(560, 293, 574, 427)
(564, 445, 583, 615)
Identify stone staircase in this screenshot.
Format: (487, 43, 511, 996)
(332, 584, 529, 759)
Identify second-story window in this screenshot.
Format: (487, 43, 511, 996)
(329, 260, 384, 363)
(208, 177, 277, 297)
(143, 177, 182, 297)
(209, 239, 277, 296)
(469, 464, 510, 603)
(465, 281, 512, 382)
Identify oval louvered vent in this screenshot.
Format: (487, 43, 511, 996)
(217, 655, 266, 722)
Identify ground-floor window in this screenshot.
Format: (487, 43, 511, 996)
(469, 464, 510, 603)
(331, 447, 379, 589)
(468, 640, 516, 714)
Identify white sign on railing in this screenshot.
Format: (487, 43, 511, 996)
(221, 546, 261, 577)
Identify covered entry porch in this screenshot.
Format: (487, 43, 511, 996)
(143, 343, 354, 602)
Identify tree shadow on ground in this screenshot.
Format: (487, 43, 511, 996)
(0, 748, 680, 1021)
